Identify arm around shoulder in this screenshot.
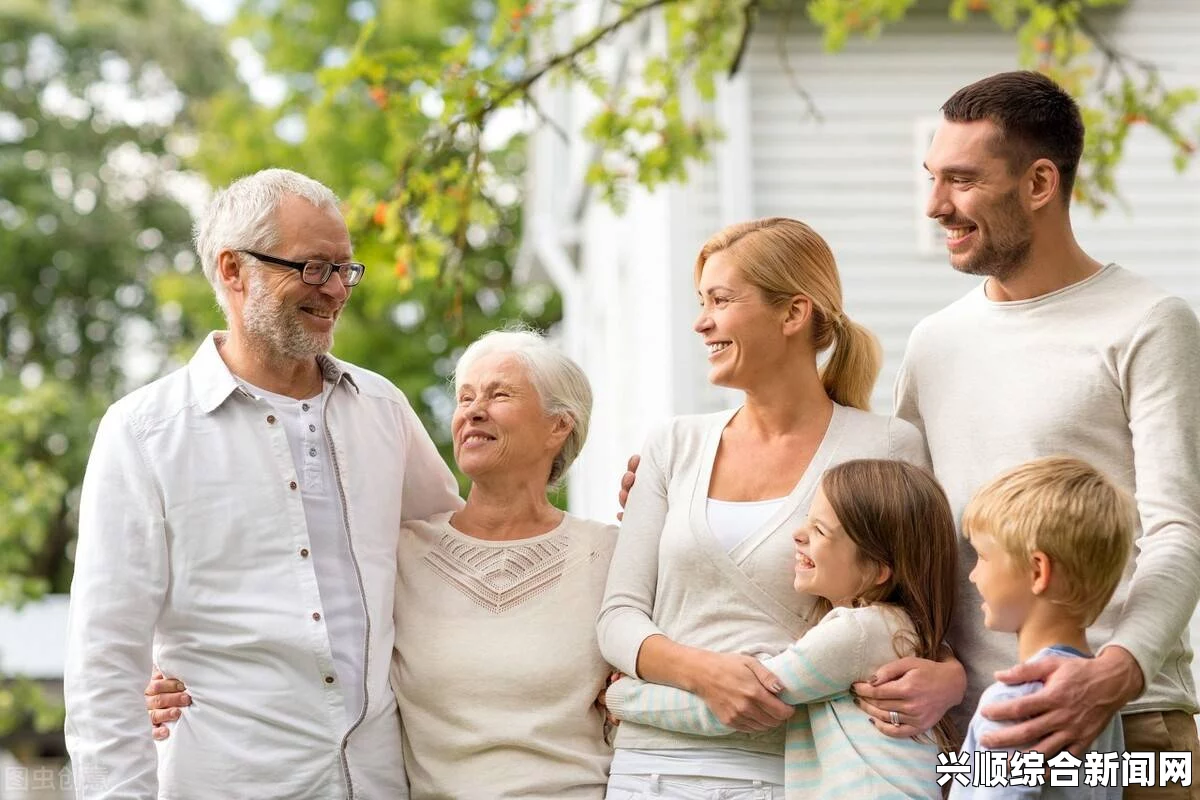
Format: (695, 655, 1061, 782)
(397, 393, 463, 521)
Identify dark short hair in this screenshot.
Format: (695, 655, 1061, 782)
(941, 71, 1085, 203)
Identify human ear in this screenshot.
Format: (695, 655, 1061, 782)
(217, 249, 246, 294)
(781, 294, 812, 336)
(1027, 159, 1060, 212)
(548, 414, 574, 448)
(1030, 550, 1052, 595)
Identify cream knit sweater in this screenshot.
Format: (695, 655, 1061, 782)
(392, 512, 617, 799)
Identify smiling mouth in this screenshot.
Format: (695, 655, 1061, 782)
(461, 434, 494, 446)
(943, 225, 977, 244)
(796, 553, 815, 569)
(706, 342, 730, 355)
(301, 306, 337, 320)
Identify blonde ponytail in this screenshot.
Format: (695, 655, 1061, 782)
(820, 315, 882, 411)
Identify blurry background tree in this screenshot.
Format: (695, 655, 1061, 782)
(0, 0, 234, 742)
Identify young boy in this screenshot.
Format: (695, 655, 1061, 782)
(951, 456, 1134, 799)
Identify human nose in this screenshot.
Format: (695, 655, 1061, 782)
(925, 179, 951, 220)
(693, 305, 712, 334)
(319, 269, 351, 300)
(465, 397, 488, 421)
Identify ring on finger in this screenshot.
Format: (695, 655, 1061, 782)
(889, 710, 900, 726)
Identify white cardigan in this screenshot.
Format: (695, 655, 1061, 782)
(597, 403, 929, 756)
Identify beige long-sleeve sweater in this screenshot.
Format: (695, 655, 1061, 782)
(392, 512, 617, 800)
(597, 403, 929, 756)
(895, 264, 1200, 733)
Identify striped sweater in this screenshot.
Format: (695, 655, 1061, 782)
(604, 605, 942, 799)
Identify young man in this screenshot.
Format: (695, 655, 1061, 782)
(856, 71, 1200, 796)
(952, 456, 1132, 798)
(64, 169, 463, 799)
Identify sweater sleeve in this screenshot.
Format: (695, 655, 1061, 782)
(1102, 297, 1200, 689)
(760, 609, 870, 704)
(596, 424, 672, 677)
(604, 676, 734, 736)
(606, 609, 870, 734)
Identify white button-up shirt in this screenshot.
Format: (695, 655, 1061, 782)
(64, 333, 462, 799)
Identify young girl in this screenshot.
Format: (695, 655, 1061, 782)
(604, 459, 958, 799)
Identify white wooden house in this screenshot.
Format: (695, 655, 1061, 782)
(522, 0, 1200, 521)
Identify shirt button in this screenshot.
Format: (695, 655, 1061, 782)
(302, 403, 310, 412)
(289, 481, 298, 490)
(308, 424, 316, 432)
(324, 675, 335, 684)
(299, 548, 309, 558)
(308, 447, 317, 457)
(312, 612, 321, 621)
(266, 415, 276, 424)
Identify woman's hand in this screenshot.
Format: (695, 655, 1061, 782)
(688, 651, 793, 733)
(851, 654, 966, 739)
(596, 671, 623, 727)
(145, 667, 191, 741)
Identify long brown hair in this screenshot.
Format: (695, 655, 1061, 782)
(694, 217, 881, 410)
(820, 459, 959, 748)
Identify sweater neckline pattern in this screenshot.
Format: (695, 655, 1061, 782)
(422, 520, 597, 614)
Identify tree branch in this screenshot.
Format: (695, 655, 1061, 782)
(775, 0, 822, 122)
(470, 0, 682, 127)
(728, 1, 760, 78)
(523, 90, 569, 143)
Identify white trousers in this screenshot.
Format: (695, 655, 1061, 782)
(606, 773, 783, 800)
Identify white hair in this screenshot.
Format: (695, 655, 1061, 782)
(454, 327, 593, 486)
(193, 168, 341, 316)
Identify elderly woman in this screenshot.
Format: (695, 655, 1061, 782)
(391, 328, 615, 798)
(148, 329, 616, 799)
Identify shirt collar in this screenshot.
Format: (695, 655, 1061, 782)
(189, 332, 359, 414)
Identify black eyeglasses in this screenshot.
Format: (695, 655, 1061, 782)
(238, 250, 366, 287)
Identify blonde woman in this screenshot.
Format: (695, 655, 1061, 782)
(599, 218, 965, 799)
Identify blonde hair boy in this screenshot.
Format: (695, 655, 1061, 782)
(963, 455, 1134, 628)
(950, 456, 1134, 799)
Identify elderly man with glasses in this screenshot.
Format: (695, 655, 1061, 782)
(63, 168, 463, 799)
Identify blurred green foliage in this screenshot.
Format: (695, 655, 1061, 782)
(0, 0, 236, 740)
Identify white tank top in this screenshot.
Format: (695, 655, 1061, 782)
(705, 497, 787, 551)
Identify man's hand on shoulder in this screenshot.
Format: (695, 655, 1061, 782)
(979, 647, 1142, 757)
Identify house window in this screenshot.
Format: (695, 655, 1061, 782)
(914, 116, 945, 256)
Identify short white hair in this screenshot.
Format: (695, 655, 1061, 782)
(193, 168, 340, 315)
(454, 327, 593, 486)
